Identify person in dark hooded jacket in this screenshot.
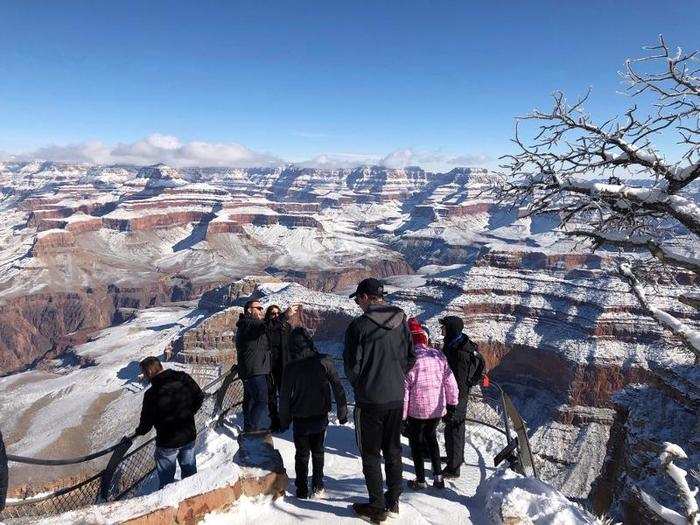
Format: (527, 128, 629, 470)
(439, 315, 485, 478)
(343, 278, 416, 522)
(279, 327, 348, 499)
(134, 357, 205, 489)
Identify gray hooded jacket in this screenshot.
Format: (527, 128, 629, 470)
(343, 303, 416, 409)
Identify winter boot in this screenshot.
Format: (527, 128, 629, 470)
(352, 502, 388, 523)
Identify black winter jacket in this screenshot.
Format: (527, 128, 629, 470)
(443, 333, 485, 408)
(267, 316, 291, 387)
(343, 303, 416, 409)
(135, 369, 205, 448)
(279, 346, 347, 429)
(235, 315, 271, 380)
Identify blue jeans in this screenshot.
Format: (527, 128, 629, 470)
(154, 441, 197, 489)
(243, 375, 270, 432)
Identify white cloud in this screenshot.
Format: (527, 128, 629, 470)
(7, 136, 491, 172)
(12, 134, 284, 168)
(379, 148, 491, 171)
(295, 153, 381, 169)
(298, 148, 491, 171)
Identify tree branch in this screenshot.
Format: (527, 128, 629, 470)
(619, 263, 700, 360)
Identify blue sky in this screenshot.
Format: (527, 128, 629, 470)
(0, 1, 698, 169)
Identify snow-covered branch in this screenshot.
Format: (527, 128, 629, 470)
(563, 230, 700, 273)
(554, 177, 700, 236)
(638, 442, 699, 525)
(495, 36, 699, 278)
(619, 263, 700, 360)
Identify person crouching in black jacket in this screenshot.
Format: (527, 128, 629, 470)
(280, 327, 348, 499)
(134, 357, 205, 489)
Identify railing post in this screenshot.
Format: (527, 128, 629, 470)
(0, 430, 7, 512)
(212, 366, 238, 425)
(98, 438, 133, 503)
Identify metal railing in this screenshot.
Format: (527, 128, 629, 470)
(0, 368, 244, 522)
(328, 351, 537, 480)
(0, 365, 538, 521)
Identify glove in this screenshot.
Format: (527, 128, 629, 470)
(443, 405, 456, 424)
(337, 406, 348, 425)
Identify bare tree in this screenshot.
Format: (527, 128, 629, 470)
(495, 36, 700, 359)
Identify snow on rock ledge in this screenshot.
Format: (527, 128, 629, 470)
(480, 468, 601, 524)
(33, 431, 287, 525)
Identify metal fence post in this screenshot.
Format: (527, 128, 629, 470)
(0, 430, 7, 512)
(98, 438, 133, 502)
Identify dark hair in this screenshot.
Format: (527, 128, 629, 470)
(139, 356, 163, 376)
(244, 299, 262, 312)
(265, 304, 281, 320)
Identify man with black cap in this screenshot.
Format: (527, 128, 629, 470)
(344, 278, 416, 522)
(439, 315, 485, 478)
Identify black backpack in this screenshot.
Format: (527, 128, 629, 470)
(464, 337, 485, 387)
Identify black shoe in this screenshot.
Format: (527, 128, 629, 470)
(433, 478, 445, 489)
(407, 480, 427, 490)
(442, 467, 461, 479)
(296, 487, 309, 499)
(386, 502, 399, 516)
(352, 502, 388, 523)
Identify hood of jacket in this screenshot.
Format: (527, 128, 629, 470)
(149, 368, 178, 387)
(289, 327, 317, 361)
(364, 304, 406, 330)
(441, 316, 464, 343)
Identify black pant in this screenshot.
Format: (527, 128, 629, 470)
(444, 404, 467, 469)
(293, 429, 326, 492)
(354, 406, 403, 510)
(406, 417, 441, 482)
(267, 374, 281, 431)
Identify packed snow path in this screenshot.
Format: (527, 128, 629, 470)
(200, 413, 507, 524)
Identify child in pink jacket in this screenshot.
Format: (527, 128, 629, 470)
(403, 318, 459, 489)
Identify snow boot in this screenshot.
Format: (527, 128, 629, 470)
(311, 484, 325, 499)
(296, 487, 309, 499)
(433, 475, 445, 489)
(386, 501, 399, 516)
(352, 502, 388, 523)
(442, 467, 460, 479)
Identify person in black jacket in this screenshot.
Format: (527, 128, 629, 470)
(279, 327, 348, 499)
(134, 357, 205, 489)
(343, 278, 416, 522)
(236, 299, 298, 432)
(265, 304, 292, 432)
(439, 316, 485, 479)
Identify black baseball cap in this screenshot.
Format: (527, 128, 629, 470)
(439, 315, 464, 333)
(349, 278, 385, 299)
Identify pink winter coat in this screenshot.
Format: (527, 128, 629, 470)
(403, 344, 459, 420)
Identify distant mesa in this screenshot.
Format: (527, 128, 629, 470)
(137, 163, 188, 189)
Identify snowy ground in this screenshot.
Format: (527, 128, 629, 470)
(0, 304, 208, 487)
(200, 411, 507, 525)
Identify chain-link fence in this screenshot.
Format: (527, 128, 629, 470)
(0, 369, 243, 522)
(1, 364, 535, 521)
